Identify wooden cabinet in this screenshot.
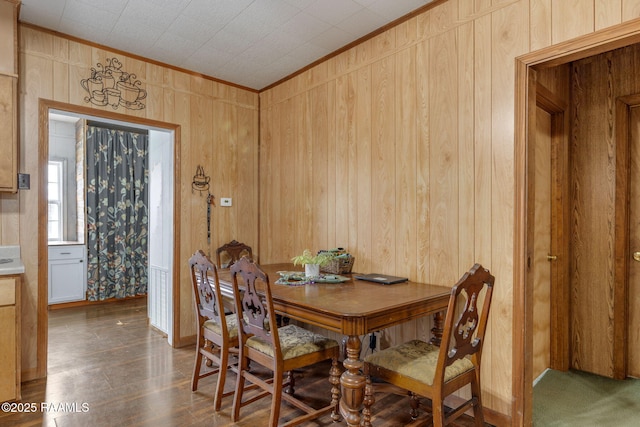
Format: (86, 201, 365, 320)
(48, 245, 87, 304)
(0, 75, 18, 192)
(0, 276, 20, 402)
(0, 0, 18, 193)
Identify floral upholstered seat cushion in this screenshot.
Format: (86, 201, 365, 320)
(364, 339, 474, 386)
(203, 313, 239, 339)
(246, 324, 339, 360)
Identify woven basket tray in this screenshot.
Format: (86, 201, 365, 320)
(321, 255, 355, 274)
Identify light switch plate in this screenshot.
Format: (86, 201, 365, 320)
(18, 173, 30, 190)
(220, 197, 232, 207)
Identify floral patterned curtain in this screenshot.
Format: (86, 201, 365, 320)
(86, 125, 149, 301)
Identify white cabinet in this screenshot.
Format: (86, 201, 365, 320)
(48, 245, 86, 304)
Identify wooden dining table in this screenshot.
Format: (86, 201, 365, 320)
(216, 263, 451, 427)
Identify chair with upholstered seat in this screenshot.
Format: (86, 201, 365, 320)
(189, 249, 239, 411)
(230, 256, 342, 427)
(362, 263, 495, 427)
(216, 240, 253, 269)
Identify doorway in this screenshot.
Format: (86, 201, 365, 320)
(46, 110, 175, 342)
(514, 19, 640, 427)
(37, 100, 181, 378)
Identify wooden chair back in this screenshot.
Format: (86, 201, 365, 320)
(229, 256, 281, 356)
(216, 240, 252, 269)
(438, 263, 494, 376)
(362, 263, 495, 426)
(189, 249, 227, 333)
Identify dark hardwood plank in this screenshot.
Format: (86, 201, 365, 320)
(1, 298, 484, 426)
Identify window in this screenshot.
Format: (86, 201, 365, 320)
(48, 161, 64, 241)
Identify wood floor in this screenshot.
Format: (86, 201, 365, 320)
(2, 298, 486, 426)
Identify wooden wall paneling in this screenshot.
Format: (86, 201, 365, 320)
(458, 22, 475, 272)
(310, 84, 330, 251)
(146, 63, 164, 88)
(0, 194, 19, 245)
(595, 0, 623, 30)
(356, 66, 372, 273)
(144, 63, 164, 120)
(552, 0, 595, 44)
(259, 102, 269, 260)
(530, 0, 552, 51)
(258, 104, 272, 262)
(429, 0, 457, 35)
(236, 105, 259, 250)
(325, 81, 337, 248)
(173, 89, 193, 343)
(212, 98, 233, 249)
(334, 72, 355, 256)
(456, 0, 474, 20)
(570, 56, 616, 377)
(473, 14, 496, 395)
(22, 27, 52, 58)
(490, 2, 527, 413)
(569, 45, 639, 379)
(68, 38, 92, 67)
(370, 28, 396, 59)
(371, 56, 395, 271)
(474, 13, 493, 270)
(269, 101, 283, 263)
(395, 16, 418, 48)
(52, 37, 69, 102)
(20, 52, 53, 379)
(428, 29, 458, 284)
(189, 94, 210, 255)
(297, 92, 313, 253)
(394, 46, 417, 279)
(473, 0, 494, 15)
(622, 0, 640, 20)
(415, 39, 430, 284)
(280, 97, 297, 261)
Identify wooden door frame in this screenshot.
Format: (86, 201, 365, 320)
(36, 99, 182, 379)
(535, 83, 571, 373)
(514, 18, 640, 427)
(612, 93, 640, 379)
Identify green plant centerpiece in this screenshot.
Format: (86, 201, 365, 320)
(292, 249, 334, 277)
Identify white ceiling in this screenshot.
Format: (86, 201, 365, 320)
(19, 0, 434, 90)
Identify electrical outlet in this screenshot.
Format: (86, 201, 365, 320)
(220, 197, 232, 207)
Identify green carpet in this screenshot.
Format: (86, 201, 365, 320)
(533, 369, 640, 426)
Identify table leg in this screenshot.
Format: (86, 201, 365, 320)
(430, 311, 445, 346)
(340, 335, 365, 427)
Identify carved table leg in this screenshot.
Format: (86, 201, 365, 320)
(340, 335, 365, 427)
(430, 311, 445, 346)
(361, 375, 374, 427)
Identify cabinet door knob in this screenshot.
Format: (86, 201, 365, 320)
(547, 254, 557, 261)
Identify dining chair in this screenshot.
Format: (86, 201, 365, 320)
(362, 263, 495, 427)
(189, 249, 239, 411)
(230, 256, 342, 427)
(216, 240, 253, 269)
